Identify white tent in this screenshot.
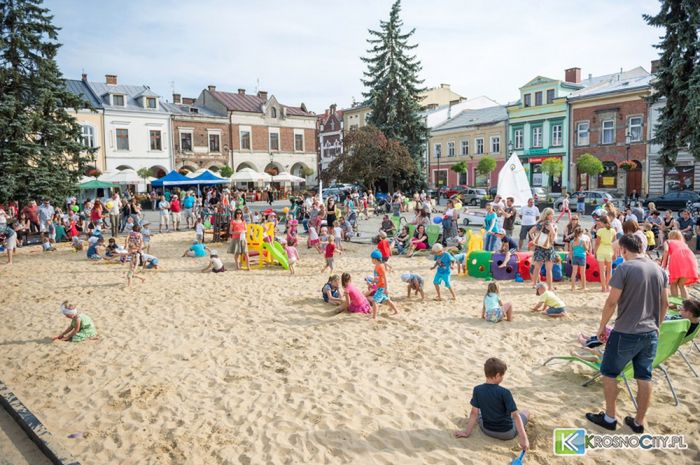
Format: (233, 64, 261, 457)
(231, 168, 271, 183)
(272, 171, 305, 183)
(497, 153, 532, 207)
(99, 169, 142, 184)
(186, 168, 217, 178)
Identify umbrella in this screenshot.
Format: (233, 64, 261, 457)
(272, 171, 305, 183)
(100, 169, 141, 184)
(231, 168, 271, 183)
(79, 179, 114, 189)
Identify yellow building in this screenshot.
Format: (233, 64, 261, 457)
(342, 103, 371, 132)
(420, 83, 464, 109)
(65, 76, 106, 171)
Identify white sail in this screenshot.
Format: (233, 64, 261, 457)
(497, 153, 532, 206)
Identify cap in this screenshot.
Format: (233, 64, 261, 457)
(535, 283, 547, 291)
(400, 273, 413, 282)
(210, 249, 219, 256)
(370, 250, 382, 260)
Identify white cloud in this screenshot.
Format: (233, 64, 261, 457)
(48, 0, 661, 112)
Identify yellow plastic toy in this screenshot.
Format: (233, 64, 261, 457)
(466, 228, 484, 257)
(242, 224, 269, 269)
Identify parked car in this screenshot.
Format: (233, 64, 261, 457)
(531, 187, 546, 202)
(322, 187, 348, 200)
(443, 185, 468, 199)
(554, 191, 616, 212)
(645, 190, 700, 212)
(450, 187, 488, 206)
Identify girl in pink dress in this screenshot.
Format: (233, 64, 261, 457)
(339, 272, 371, 314)
(662, 230, 699, 299)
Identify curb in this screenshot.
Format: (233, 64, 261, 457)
(0, 380, 81, 465)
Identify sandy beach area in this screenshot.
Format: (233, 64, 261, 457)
(1, 221, 698, 465)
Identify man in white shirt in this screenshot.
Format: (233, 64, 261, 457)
(158, 195, 170, 233)
(38, 199, 55, 238)
(518, 198, 540, 250)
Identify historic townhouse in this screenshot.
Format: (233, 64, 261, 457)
(427, 106, 508, 188)
(64, 74, 106, 172)
(317, 104, 344, 175)
(163, 94, 230, 173)
(568, 67, 651, 195)
(198, 86, 317, 182)
(342, 101, 371, 133)
(86, 74, 172, 177)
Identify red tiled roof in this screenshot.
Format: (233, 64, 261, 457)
(317, 110, 344, 125)
(284, 105, 313, 116)
(210, 90, 314, 116)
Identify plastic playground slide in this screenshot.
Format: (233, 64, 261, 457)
(263, 241, 289, 270)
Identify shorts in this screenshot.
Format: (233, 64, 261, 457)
(184, 208, 194, 219)
(160, 213, 170, 223)
(325, 257, 334, 267)
(373, 287, 391, 304)
(519, 225, 534, 241)
(478, 412, 528, 440)
(533, 246, 556, 262)
(146, 258, 159, 269)
(596, 250, 613, 262)
(196, 234, 204, 243)
(485, 307, 504, 323)
(171, 212, 181, 222)
(546, 307, 566, 315)
(5, 234, 16, 250)
(571, 255, 586, 266)
(505, 228, 514, 238)
(228, 238, 248, 254)
(39, 221, 50, 233)
(288, 258, 297, 265)
(88, 254, 101, 260)
(433, 272, 451, 288)
(309, 239, 320, 246)
(600, 330, 658, 381)
(212, 266, 226, 273)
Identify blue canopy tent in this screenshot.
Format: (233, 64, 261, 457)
(190, 171, 230, 185)
(150, 170, 191, 187)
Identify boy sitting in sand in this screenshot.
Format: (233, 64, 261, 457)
(53, 302, 97, 342)
(531, 283, 567, 317)
(401, 272, 425, 301)
(455, 357, 529, 452)
(430, 243, 456, 301)
(201, 249, 224, 273)
(41, 237, 56, 252)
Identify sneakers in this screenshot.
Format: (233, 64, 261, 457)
(585, 412, 617, 431)
(625, 416, 644, 434)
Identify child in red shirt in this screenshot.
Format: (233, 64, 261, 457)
(321, 236, 341, 273)
(377, 230, 393, 271)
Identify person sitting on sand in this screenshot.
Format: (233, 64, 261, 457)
(338, 272, 371, 314)
(496, 229, 518, 269)
(53, 302, 97, 342)
(41, 237, 56, 252)
(322, 275, 342, 305)
(482, 282, 513, 323)
(182, 240, 208, 257)
(71, 235, 83, 252)
(393, 226, 410, 255)
(531, 283, 567, 318)
(455, 357, 529, 452)
(401, 272, 425, 301)
(370, 250, 399, 319)
(87, 236, 104, 260)
(201, 249, 224, 273)
(430, 243, 456, 301)
(380, 215, 396, 236)
(140, 252, 160, 270)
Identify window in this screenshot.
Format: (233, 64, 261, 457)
(628, 116, 643, 142)
(490, 136, 500, 153)
(116, 128, 129, 150)
(330, 120, 335, 130)
(180, 132, 192, 152)
(270, 132, 279, 151)
(514, 128, 523, 149)
(475, 138, 484, 154)
(149, 130, 162, 151)
(599, 161, 618, 187)
(546, 89, 555, 104)
(271, 107, 277, 118)
(576, 122, 589, 146)
(240, 130, 251, 150)
(209, 134, 220, 152)
(295, 133, 304, 151)
(532, 126, 542, 148)
(80, 125, 95, 148)
(434, 143, 442, 158)
(461, 140, 468, 156)
(447, 141, 455, 157)
(146, 97, 156, 109)
(602, 120, 615, 144)
(551, 124, 562, 147)
(112, 94, 125, 106)
(535, 91, 543, 106)
(523, 94, 531, 107)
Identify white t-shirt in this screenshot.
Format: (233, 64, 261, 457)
(611, 218, 623, 234)
(159, 200, 170, 214)
(520, 206, 540, 226)
(211, 256, 224, 270)
(333, 226, 343, 240)
(309, 228, 319, 240)
(108, 197, 120, 215)
(195, 223, 205, 235)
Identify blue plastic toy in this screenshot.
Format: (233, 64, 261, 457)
(432, 216, 443, 224)
(511, 450, 526, 465)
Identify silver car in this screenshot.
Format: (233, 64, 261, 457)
(451, 187, 487, 206)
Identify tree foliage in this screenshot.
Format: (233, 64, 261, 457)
(644, 0, 700, 165)
(219, 164, 233, 178)
(476, 156, 497, 176)
(450, 161, 467, 174)
(321, 126, 415, 192)
(137, 167, 153, 181)
(541, 158, 563, 177)
(0, 0, 94, 204)
(361, 0, 428, 189)
(301, 166, 315, 178)
(576, 153, 604, 176)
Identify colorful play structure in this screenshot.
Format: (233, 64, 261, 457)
(241, 223, 289, 270)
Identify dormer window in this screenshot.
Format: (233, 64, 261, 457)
(146, 97, 157, 109)
(112, 94, 125, 106)
(271, 107, 277, 118)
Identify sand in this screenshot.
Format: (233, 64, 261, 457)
(0, 407, 53, 465)
(0, 225, 699, 465)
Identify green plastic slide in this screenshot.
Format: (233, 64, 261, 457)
(264, 241, 289, 270)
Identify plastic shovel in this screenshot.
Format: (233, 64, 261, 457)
(511, 450, 526, 465)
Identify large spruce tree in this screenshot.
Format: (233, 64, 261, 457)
(0, 0, 92, 204)
(361, 0, 428, 189)
(644, 0, 700, 166)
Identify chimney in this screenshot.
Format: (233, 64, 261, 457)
(81, 73, 88, 82)
(651, 59, 660, 74)
(182, 97, 195, 105)
(172, 93, 181, 104)
(440, 83, 450, 89)
(257, 90, 268, 100)
(324, 109, 329, 117)
(105, 74, 117, 85)
(564, 67, 581, 84)
(207, 85, 216, 92)
(330, 103, 337, 114)
(237, 88, 246, 95)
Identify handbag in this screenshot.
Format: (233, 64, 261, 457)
(532, 223, 553, 249)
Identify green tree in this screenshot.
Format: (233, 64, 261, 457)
(301, 166, 315, 178)
(219, 164, 233, 178)
(0, 0, 93, 204)
(644, 0, 700, 165)
(361, 0, 428, 189)
(451, 161, 467, 185)
(476, 156, 496, 176)
(137, 167, 153, 182)
(541, 158, 563, 189)
(575, 153, 604, 185)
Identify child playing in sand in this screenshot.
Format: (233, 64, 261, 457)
(531, 283, 567, 317)
(123, 216, 135, 235)
(570, 226, 589, 291)
(71, 235, 83, 251)
(195, 217, 205, 243)
(496, 229, 518, 268)
(87, 236, 104, 260)
(183, 240, 207, 257)
(53, 302, 97, 342)
(141, 221, 152, 253)
(401, 273, 425, 301)
(338, 272, 372, 314)
(377, 230, 392, 271)
(454, 357, 529, 452)
(285, 237, 300, 275)
(319, 226, 329, 249)
(370, 250, 399, 319)
(42, 237, 56, 252)
(322, 275, 342, 305)
(308, 225, 321, 252)
(482, 282, 513, 322)
(453, 252, 467, 275)
(104, 237, 120, 259)
(321, 235, 340, 273)
(201, 249, 224, 273)
(430, 243, 456, 301)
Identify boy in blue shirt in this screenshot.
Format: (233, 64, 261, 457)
(182, 240, 207, 257)
(455, 357, 530, 451)
(430, 243, 456, 301)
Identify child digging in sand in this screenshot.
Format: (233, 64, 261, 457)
(482, 282, 513, 322)
(322, 275, 342, 306)
(53, 302, 97, 342)
(201, 249, 225, 273)
(338, 272, 371, 314)
(370, 250, 399, 319)
(401, 273, 425, 301)
(455, 357, 530, 452)
(531, 283, 567, 317)
(430, 243, 456, 301)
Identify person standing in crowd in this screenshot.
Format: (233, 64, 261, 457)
(502, 197, 517, 239)
(628, 189, 639, 207)
(119, 198, 132, 233)
(158, 194, 170, 233)
(529, 208, 558, 290)
(150, 189, 158, 210)
(170, 194, 182, 231)
(182, 191, 196, 229)
(586, 234, 667, 434)
(21, 200, 40, 233)
(38, 199, 55, 240)
(576, 192, 586, 216)
(518, 198, 539, 251)
(107, 192, 121, 237)
(267, 187, 274, 206)
(556, 193, 571, 223)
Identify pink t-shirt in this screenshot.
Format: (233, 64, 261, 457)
(285, 246, 299, 261)
(345, 283, 370, 308)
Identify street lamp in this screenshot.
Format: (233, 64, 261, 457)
(508, 141, 514, 156)
(436, 148, 441, 205)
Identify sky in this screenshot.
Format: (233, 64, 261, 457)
(46, 0, 663, 113)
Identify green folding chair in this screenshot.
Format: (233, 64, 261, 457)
(675, 321, 700, 378)
(426, 224, 441, 247)
(544, 319, 690, 408)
